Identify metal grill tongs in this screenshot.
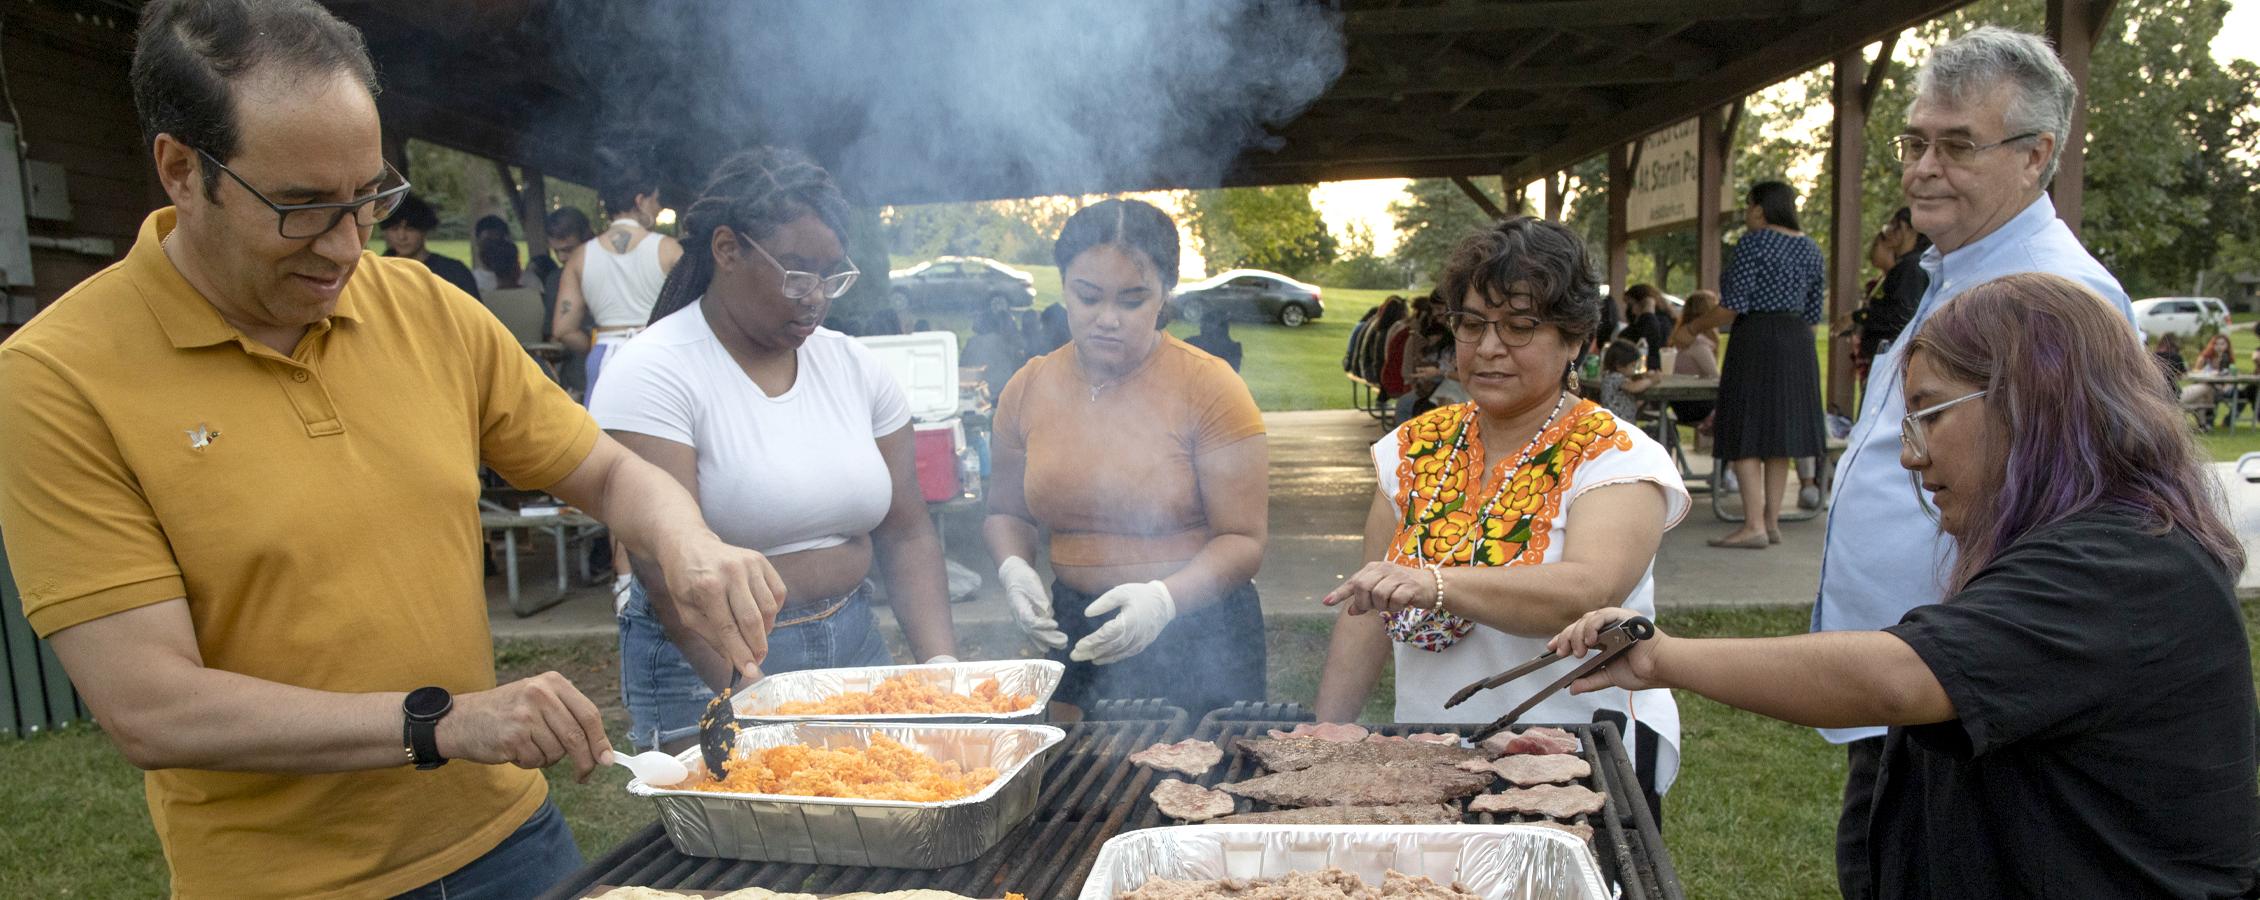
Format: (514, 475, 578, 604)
(1444, 615, 1655, 742)
(697, 670, 746, 779)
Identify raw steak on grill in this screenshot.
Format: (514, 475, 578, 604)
(1128, 738, 1223, 778)
(1480, 725, 1579, 757)
(1266, 722, 1369, 742)
(1362, 732, 1463, 746)
(1211, 803, 1462, 825)
(1220, 761, 1495, 808)
(1235, 735, 1487, 773)
(1489, 753, 1591, 786)
(1470, 784, 1607, 819)
(1150, 778, 1235, 822)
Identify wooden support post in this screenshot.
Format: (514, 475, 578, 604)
(1607, 144, 1634, 316)
(1543, 172, 1564, 221)
(1826, 50, 1869, 414)
(382, 130, 411, 181)
(1452, 175, 1506, 220)
(2047, 0, 2114, 237)
(1697, 106, 1726, 294)
(521, 167, 550, 268)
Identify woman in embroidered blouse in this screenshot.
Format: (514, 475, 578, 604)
(1314, 217, 1689, 820)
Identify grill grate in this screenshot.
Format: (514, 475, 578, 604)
(539, 699, 1189, 900)
(1139, 702, 1683, 900)
(543, 699, 1681, 900)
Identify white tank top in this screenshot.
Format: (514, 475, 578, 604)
(580, 231, 667, 328)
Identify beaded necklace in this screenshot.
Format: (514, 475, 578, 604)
(1403, 392, 1570, 566)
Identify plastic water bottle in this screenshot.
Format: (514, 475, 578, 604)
(958, 446, 980, 500)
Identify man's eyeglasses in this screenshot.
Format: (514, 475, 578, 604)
(197, 148, 409, 240)
(1890, 133, 2039, 167)
(1900, 389, 1986, 463)
(742, 235, 859, 300)
(1443, 311, 1545, 348)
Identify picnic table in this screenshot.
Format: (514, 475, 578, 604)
(479, 502, 605, 617)
(2184, 372, 2260, 432)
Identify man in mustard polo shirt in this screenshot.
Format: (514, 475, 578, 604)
(0, 2, 787, 897)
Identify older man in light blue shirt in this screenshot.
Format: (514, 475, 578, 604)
(1812, 26, 2131, 900)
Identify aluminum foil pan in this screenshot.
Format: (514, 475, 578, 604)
(1077, 824, 1612, 900)
(733, 659, 1065, 725)
(629, 722, 1067, 868)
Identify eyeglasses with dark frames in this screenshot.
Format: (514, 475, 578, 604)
(1890, 133, 2039, 167)
(197, 147, 410, 240)
(1443, 310, 1545, 348)
(741, 235, 859, 300)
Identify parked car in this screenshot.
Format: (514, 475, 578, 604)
(2133, 296, 2231, 338)
(1172, 269, 1325, 327)
(888, 256, 1036, 311)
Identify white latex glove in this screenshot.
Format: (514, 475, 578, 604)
(998, 557, 1068, 650)
(1070, 581, 1176, 665)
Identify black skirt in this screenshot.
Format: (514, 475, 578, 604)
(1713, 312, 1826, 460)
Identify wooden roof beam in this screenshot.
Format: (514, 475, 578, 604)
(1345, 0, 1820, 34)
(1501, 0, 1973, 183)
(1329, 64, 1681, 99)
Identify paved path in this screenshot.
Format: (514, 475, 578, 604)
(490, 410, 1836, 640)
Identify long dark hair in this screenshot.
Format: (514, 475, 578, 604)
(1905, 272, 2242, 591)
(647, 147, 851, 327)
(1747, 181, 1801, 231)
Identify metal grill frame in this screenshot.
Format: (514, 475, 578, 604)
(540, 699, 1189, 900)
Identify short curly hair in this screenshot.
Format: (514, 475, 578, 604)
(1437, 216, 1603, 348)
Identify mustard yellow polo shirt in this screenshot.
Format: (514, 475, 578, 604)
(0, 209, 599, 898)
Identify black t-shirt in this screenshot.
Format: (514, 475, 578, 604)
(1872, 510, 2259, 899)
(387, 249, 482, 301)
(1623, 311, 1674, 370)
(1864, 240, 1931, 352)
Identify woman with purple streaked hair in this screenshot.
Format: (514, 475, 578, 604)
(1552, 272, 2258, 898)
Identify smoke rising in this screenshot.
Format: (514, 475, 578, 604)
(542, 0, 1346, 204)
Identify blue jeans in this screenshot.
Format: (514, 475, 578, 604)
(392, 800, 580, 900)
(618, 581, 894, 751)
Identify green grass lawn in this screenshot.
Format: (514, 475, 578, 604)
(14, 603, 2257, 897)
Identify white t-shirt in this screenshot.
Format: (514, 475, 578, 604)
(589, 301, 912, 557)
(1370, 403, 1689, 793)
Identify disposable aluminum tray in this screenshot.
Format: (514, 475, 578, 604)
(1077, 824, 1612, 900)
(733, 660, 1065, 725)
(629, 722, 1068, 868)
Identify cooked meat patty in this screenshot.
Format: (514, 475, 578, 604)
(1210, 803, 1462, 825)
(1361, 732, 1463, 747)
(1480, 725, 1579, 757)
(1129, 739, 1224, 778)
(1453, 758, 1493, 774)
(1489, 753, 1591, 787)
(1220, 761, 1495, 808)
(1235, 736, 1487, 773)
(1150, 779, 1236, 822)
(1117, 867, 1476, 899)
(1470, 785, 1607, 819)
(1266, 722, 1369, 742)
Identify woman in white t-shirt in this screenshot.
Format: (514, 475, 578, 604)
(590, 147, 957, 753)
(1314, 217, 1687, 822)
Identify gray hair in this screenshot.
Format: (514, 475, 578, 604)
(1912, 26, 2078, 185)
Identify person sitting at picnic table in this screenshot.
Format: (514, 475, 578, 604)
(1314, 216, 1687, 822)
(984, 198, 1270, 718)
(2179, 333, 2236, 429)
(2153, 332, 2188, 392)
(1550, 273, 2259, 899)
(1596, 338, 1655, 422)
(591, 147, 958, 752)
(1666, 289, 1722, 440)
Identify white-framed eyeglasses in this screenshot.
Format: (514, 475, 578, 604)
(1900, 389, 1986, 463)
(742, 235, 858, 300)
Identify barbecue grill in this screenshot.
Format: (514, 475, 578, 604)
(542, 700, 1682, 899)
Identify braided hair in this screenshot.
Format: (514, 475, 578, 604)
(648, 147, 851, 326)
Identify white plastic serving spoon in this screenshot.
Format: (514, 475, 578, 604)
(608, 749, 690, 786)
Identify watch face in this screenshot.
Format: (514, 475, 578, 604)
(404, 686, 451, 720)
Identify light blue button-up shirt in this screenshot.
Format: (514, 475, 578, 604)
(1812, 193, 2131, 744)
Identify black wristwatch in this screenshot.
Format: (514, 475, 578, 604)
(402, 686, 452, 770)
